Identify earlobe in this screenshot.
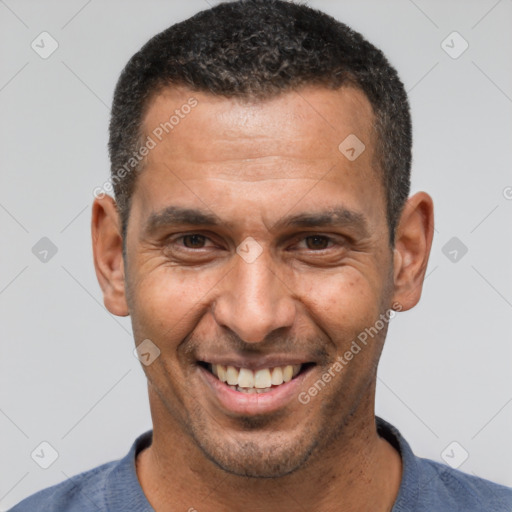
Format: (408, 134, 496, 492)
(91, 195, 130, 317)
(391, 192, 434, 311)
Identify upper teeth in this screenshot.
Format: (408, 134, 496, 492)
(210, 364, 301, 388)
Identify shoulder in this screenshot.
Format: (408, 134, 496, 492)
(415, 457, 512, 512)
(8, 430, 153, 512)
(376, 416, 512, 512)
(8, 460, 117, 511)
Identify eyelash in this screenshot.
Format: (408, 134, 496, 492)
(168, 233, 339, 252)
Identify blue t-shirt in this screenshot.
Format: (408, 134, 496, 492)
(9, 416, 512, 511)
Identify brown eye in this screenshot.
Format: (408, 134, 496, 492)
(304, 235, 330, 250)
(182, 234, 207, 248)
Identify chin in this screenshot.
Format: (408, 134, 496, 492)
(191, 422, 319, 478)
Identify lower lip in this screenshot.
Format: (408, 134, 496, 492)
(198, 365, 313, 416)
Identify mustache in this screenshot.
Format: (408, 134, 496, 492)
(182, 329, 331, 365)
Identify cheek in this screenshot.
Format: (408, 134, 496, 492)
(298, 267, 384, 346)
(128, 265, 221, 344)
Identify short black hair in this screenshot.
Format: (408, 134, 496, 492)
(108, 0, 411, 245)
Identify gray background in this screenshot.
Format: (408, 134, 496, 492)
(1, 0, 511, 508)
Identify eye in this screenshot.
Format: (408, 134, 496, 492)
(180, 234, 209, 249)
(303, 235, 331, 250)
(164, 233, 217, 251)
(297, 235, 335, 251)
(161, 232, 221, 264)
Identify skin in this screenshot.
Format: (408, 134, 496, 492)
(92, 84, 434, 512)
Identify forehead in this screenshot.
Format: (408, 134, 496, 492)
(134, 85, 384, 231)
(141, 84, 376, 178)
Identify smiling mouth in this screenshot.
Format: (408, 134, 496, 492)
(198, 362, 315, 394)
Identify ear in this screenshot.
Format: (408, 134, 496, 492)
(391, 192, 434, 311)
(91, 195, 129, 316)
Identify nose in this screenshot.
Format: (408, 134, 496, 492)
(212, 249, 296, 344)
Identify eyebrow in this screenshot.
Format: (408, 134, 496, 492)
(274, 208, 368, 235)
(144, 207, 221, 235)
(144, 206, 369, 237)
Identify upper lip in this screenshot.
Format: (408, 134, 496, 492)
(197, 354, 315, 371)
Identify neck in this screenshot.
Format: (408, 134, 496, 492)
(136, 383, 402, 512)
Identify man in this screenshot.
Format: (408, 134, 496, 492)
(10, 0, 512, 511)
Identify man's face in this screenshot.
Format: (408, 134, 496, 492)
(123, 85, 395, 477)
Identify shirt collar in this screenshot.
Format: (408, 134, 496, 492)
(105, 430, 154, 511)
(376, 415, 420, 511)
